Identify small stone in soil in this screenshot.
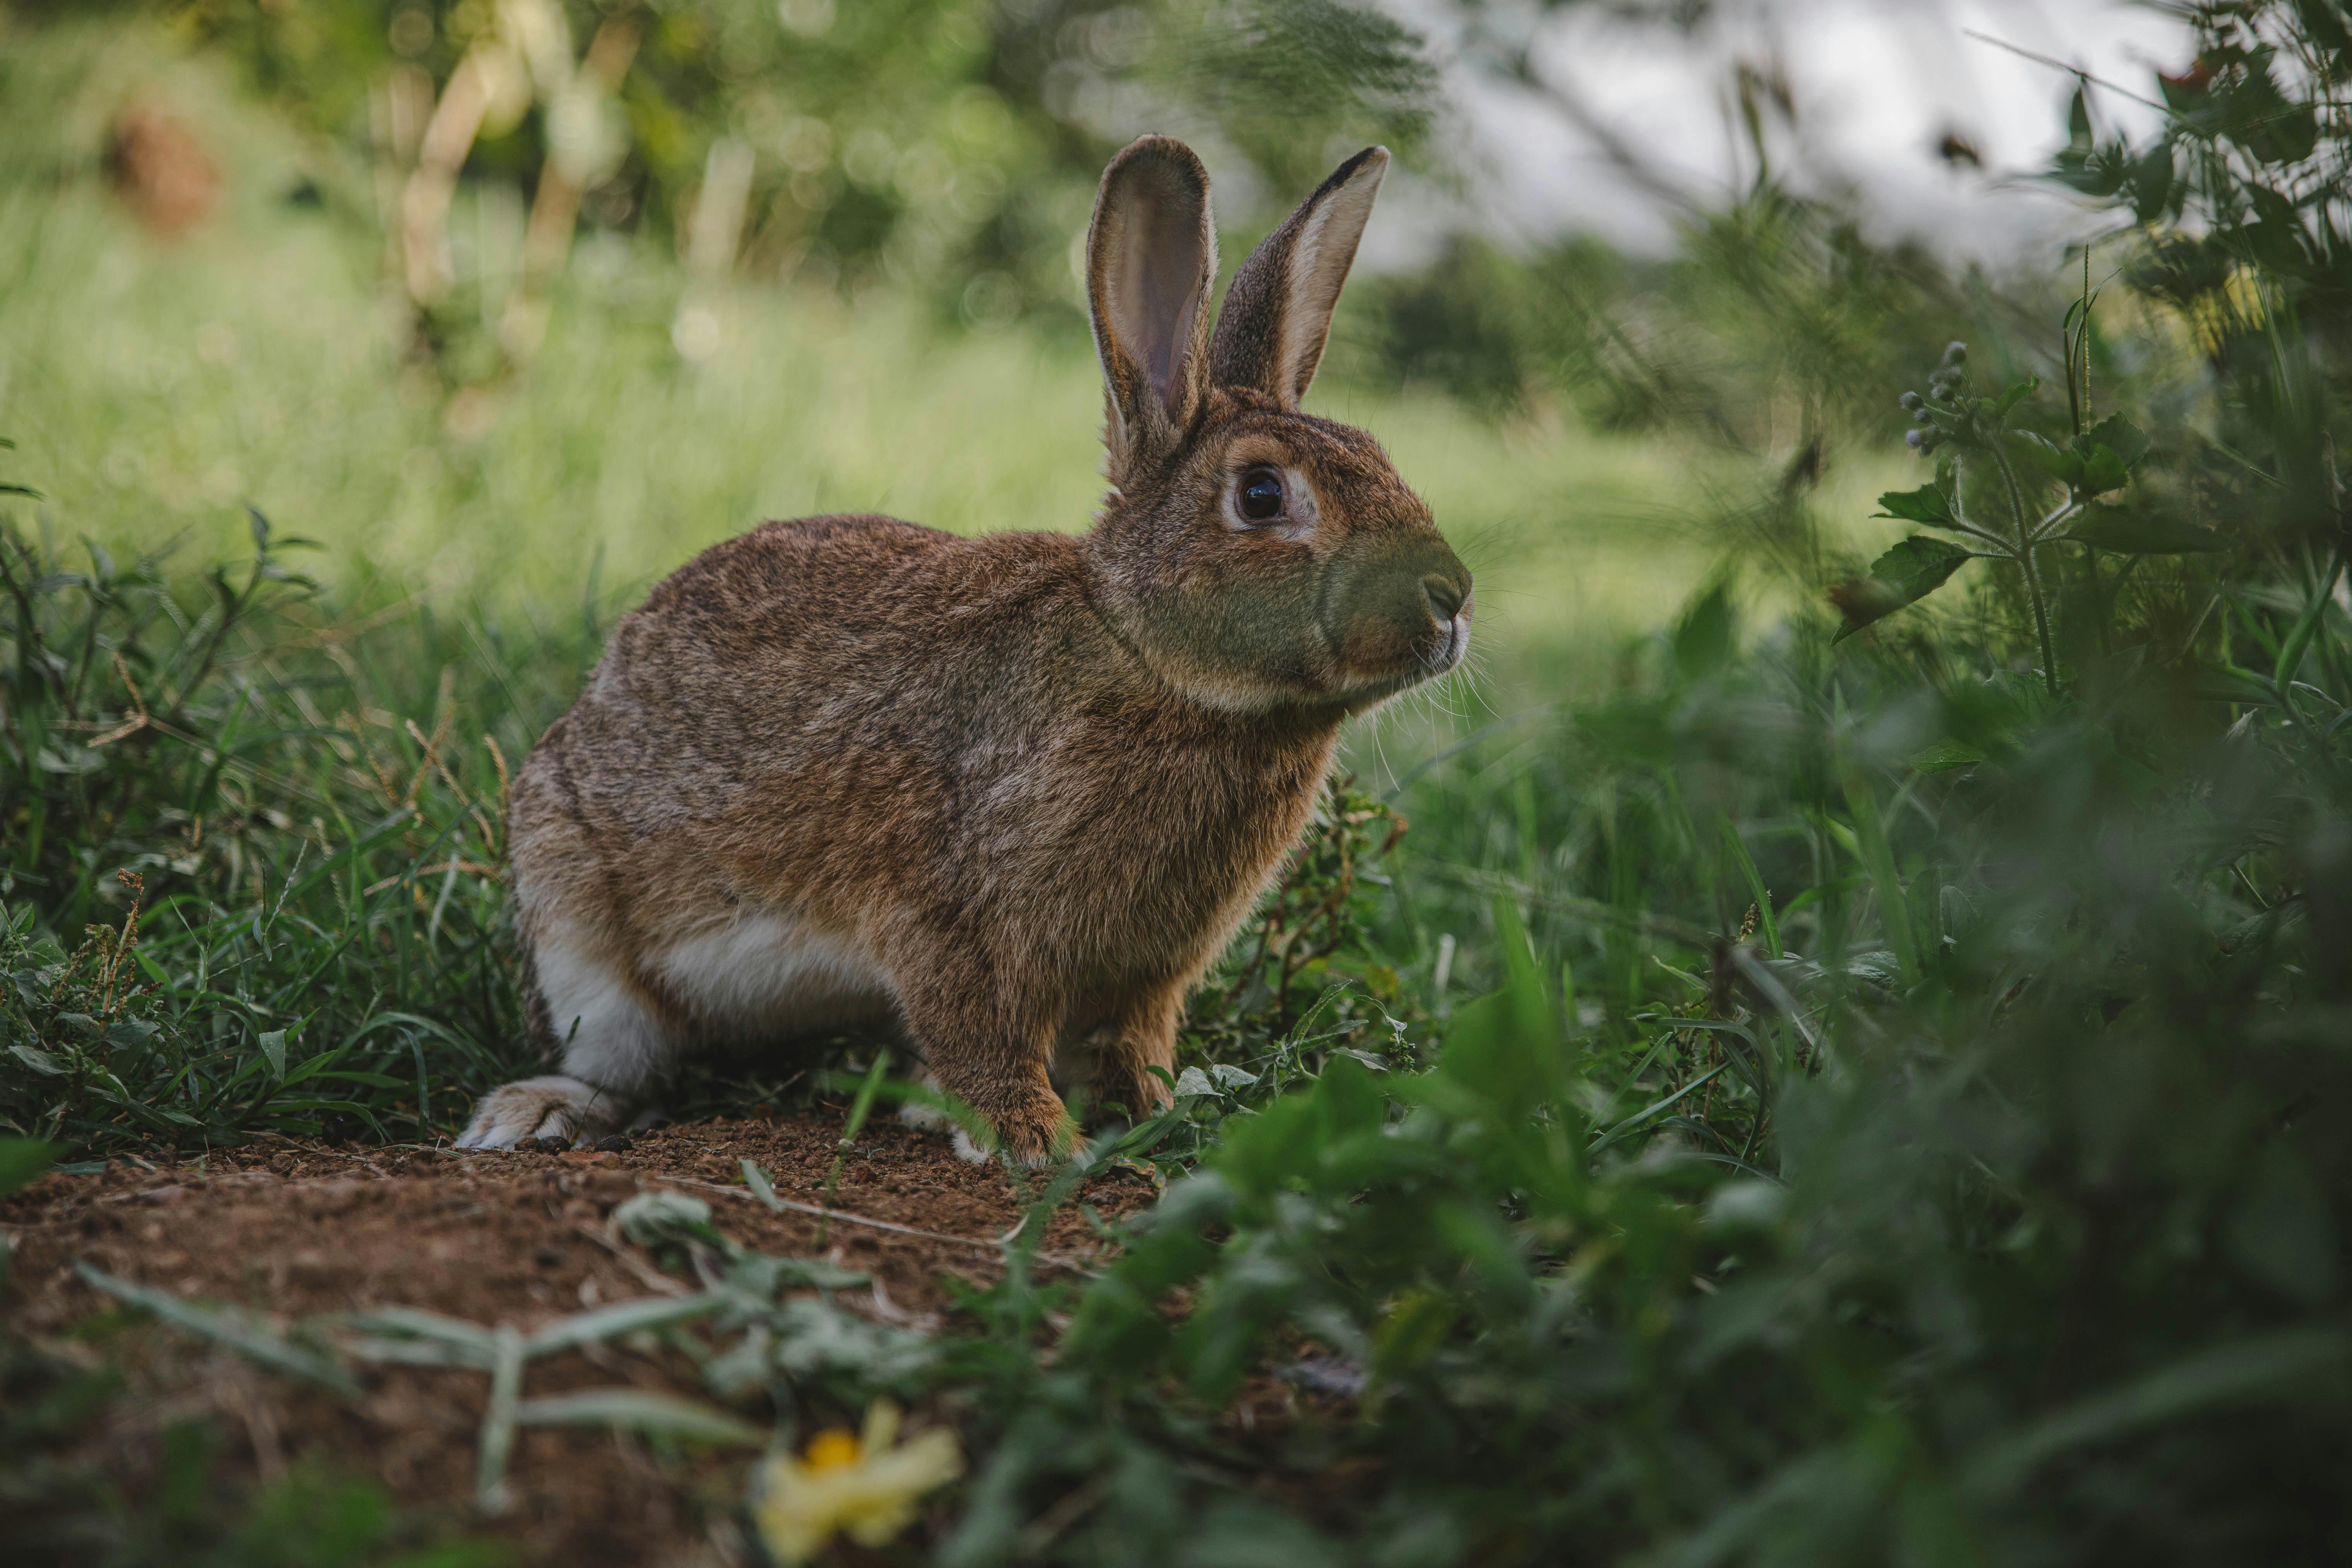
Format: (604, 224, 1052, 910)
(595, 1135, 631, 1152)
(541, 1136, 572, 1152)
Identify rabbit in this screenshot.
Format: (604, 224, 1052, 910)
(455, 135, 1473, 1165)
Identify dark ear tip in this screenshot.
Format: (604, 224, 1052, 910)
(1105, 135, 1211, 192)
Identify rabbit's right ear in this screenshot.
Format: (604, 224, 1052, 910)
(1087, 136, 1218, 486)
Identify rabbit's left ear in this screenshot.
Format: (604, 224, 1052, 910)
(1210, 147, 1388, 408)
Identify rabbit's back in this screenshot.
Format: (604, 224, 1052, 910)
(511, 512, 1093, 901)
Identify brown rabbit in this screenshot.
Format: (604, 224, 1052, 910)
(457, 136, 1471, 1163)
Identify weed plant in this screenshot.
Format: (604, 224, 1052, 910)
(0, 506, 558, 1152)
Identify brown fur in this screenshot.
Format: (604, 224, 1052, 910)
(465, 138, 1471, 1163)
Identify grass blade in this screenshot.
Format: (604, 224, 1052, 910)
(334, 1305, 501, 1368)
(513, 1388, 764, 1447)
(522, 1292, 725, 1358)
(75, 1261, 357, 1396)
(1839, 771, 1919, 988)
(741, 1156, 783, 1210)
(1719, 818, 1781, 957)
(476, 1324, 524, 1515)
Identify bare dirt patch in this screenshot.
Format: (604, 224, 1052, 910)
(1, 1114, 1156, 1565)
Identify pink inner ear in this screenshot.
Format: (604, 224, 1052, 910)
(1125, 200, 1204, 418)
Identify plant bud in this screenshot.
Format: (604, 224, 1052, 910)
(1941, 340, 1967, 366)
(1899, 392, 1924, 412)
(1905, 428, 1926, 449)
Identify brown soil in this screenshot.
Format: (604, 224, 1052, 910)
(0, 1113, 1158, 1566)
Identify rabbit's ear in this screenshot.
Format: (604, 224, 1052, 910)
(1088, 136, 1218, 481)
(1209, 147, 1388, 409)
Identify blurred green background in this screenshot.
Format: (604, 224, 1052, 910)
(0, 0, 1926, 722)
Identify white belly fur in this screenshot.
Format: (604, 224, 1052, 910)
(655, 915, 898, 1041)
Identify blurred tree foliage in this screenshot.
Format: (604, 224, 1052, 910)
(1336, 206, 1962, 450)
(144, 0, 1433, 341)
(24, 0, 1994, 473)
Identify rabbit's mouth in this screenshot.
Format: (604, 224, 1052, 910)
(1336, 604, 1472, 709)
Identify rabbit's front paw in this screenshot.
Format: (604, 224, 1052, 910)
(455, 1076, 627, 1149)
(987, 1094, 1078, 1170)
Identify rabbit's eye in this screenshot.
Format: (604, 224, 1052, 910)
(1237, 468, 1285, 523)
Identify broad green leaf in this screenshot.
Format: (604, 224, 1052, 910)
(1315, 1055, 1385, 1146)
(1432, 899, 1566, 1114)
(1989, 374, 2040, 419)
(2071, 416, 2149, 496)
(10, 1044, 67, 1076)
(1172, 1066, 1220, 1098)
(2010, 431, 2085, 486)
(1874, 482, 1956, 528)
(2067, 510, 2232, 553)
(1831, 537, 1977, 642)
(0, 1138, 62, 1197)
(2079, 447, 2132, 496)
(258, 1029, 287, 1080)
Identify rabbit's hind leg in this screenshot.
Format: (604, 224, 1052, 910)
(456, 938, 672, 1149)
(1086, 978, 1182, 1125)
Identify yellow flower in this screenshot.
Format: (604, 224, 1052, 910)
(753, 1401, 964, 1564)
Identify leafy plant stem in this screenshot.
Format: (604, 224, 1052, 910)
(818, 1048, 892, 1248)
(1995, 448, 2062, 695)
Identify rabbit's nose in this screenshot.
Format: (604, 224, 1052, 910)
(1423, 574, 1467, 623)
